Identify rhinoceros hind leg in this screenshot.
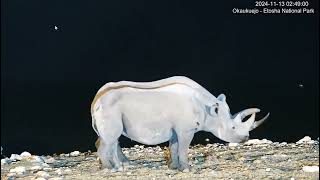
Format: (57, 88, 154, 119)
(168, 130, 179, 169)
(97, 140, 113, 169)
(96, 111, 124, 170)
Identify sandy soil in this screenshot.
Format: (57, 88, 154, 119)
(1, 138, 319, 180)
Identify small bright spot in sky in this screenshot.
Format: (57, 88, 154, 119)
(205, 138, 210, 142)
(54, 26, 58, 30)
(298, 83, 304, 88)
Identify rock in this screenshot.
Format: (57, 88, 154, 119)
(244, 139, 272, 145)
(9, 166, 26, 174)
(10, 154, 22, 161)
(35, 178, 47, 180)
(20, 151, 32, 158)
(31, 156, 45, 163)
(64, 169, 72, 173)
(36, 170, 50, 178)
(280, 142, 287, 146)
(228, 143, 239, 147)
(44, 157, 56, 164)
(70, 151, 80, 157)
(41, 162, 50, 168)
(266, 168, 271, 172)
(55, 169, 62, 175)
(296, 136, 313, 144)
(48, 178, 63, 180)
(7, 174, 16, 179)
(1, 157, 12, 165)
(302, 166, 319, 172)
(30, 165, 43, 171)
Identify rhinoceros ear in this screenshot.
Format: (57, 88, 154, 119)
(217, 94, 226, 102)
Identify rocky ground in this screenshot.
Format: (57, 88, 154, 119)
(1, 136, 319, 180)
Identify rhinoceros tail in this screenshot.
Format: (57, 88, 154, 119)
(92, 115, 100, 136)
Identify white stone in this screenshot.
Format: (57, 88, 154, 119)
(31, 156, 44, 163)
(36, 170, 50, 177)
(296, 136, 312, 144)
(30, 165, 43, 171)
(10, 154, 22, 161)
(49, 178, 63, 180)
(302, 166, 319, 172)
(261, 139, 273, 144)
(1, 158, 11, 165)
(9, 166, 26, 174)
(307, 140, 315, 144)
(36, 178, 47, 180)
(244, 139, 272, 145)
(205, 138, 210, 142)
(228, 143, 239, 147)
(44, 157, 56, 163)
(70, 151, 80, 157)
(55, 169, 62, 175)
(265, 168, 271, 172)
(41, 163, 50, 167)
(20, 151, 32, 158)
(64, 169, 72, 173)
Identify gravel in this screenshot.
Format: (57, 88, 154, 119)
(1, 138, 319, 179)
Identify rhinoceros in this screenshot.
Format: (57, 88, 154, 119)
(91, 76, 269, 172)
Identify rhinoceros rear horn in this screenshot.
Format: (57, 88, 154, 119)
(249, 112, 270, 131)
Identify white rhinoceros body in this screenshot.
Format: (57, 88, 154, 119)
(91, 76, 269, 171)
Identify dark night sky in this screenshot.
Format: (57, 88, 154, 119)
(1, 0, 319, 155)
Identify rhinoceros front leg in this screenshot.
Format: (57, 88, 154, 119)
(168, 130, 179, 169)
(177, 132, 194, 172)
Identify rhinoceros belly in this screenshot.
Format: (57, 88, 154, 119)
(110, 88, 196, 145)
(121, 123, 173, 145)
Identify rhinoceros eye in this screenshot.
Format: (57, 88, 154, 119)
(232, 126, 235, 129)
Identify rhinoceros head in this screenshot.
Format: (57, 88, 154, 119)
(205, 94, 269, 143)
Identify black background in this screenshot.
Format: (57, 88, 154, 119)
(1, 0, 319, 155)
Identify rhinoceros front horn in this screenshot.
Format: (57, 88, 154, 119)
(249, 112, 270, 131)
(232, 108, 269, 130)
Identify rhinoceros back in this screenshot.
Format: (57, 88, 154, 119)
(91, 76, 216, 113)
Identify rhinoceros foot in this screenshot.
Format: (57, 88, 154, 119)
(178, 163, 191, 172)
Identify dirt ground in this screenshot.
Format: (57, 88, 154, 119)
(1, 138, 319, 180)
